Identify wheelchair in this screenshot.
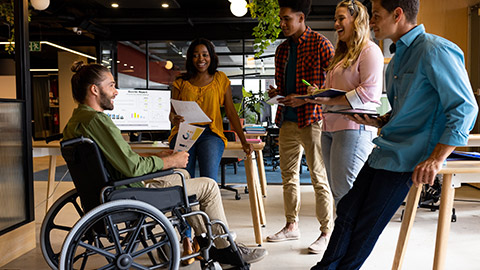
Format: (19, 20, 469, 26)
(40, 137, 248, 270)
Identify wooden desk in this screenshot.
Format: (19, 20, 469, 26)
(32, 140, 267, 245)
(392, 135, 480, 270)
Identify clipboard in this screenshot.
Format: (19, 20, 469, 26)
(295, 88, 346, 99)
(325, 109, 379, 118)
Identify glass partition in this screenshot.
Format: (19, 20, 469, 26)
(0, 101, 27, 233)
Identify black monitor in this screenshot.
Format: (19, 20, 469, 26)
(104, 89, 171, 135)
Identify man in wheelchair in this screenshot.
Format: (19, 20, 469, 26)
(62, 61, 267, 268)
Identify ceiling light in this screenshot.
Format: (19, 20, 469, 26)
(111, 3, 119, 8)
(164, 60, 173, 70)
(130, 66, 134, 69)
(31, 0, 50, 10)
(161, 3, 169, 8)
(30, 68, 59, 72)
(40, 41, 96, 60)
(230, 0, 248, 17)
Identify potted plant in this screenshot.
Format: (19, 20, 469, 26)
(241, 87, 268, 124)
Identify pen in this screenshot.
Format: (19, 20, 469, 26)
(302, 79, 311, 86)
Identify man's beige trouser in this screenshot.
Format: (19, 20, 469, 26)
(279, 121, 333, 234)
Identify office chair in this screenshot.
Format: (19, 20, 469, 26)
(219, 131, 248, 200)
(400, 176, 456, 222)
(266, 127, 280, 171)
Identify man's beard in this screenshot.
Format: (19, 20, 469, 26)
(99, 88, 114, 110)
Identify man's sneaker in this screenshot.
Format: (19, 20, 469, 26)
(211, 242, 267, 268)
(236, 243, 267, 264)
(266, 227, 300, 242)
(220, 243, 268, 269)
(308, 234, 329, 254)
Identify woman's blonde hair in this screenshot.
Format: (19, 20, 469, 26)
(327, 0, 371, 70)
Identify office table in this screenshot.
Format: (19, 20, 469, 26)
(32, 140, 267, 245)
(392, 134, 480, 270)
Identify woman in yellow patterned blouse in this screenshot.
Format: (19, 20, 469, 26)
(168, 38, 253, 264)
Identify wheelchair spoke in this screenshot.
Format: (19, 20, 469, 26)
(138, 230, 159, 265)
(149, 260, 170, 269)
(131, 261, 153, 270)
(105, 215, 124, 254)
(78, 240, 116, 259)
(78, 252, 89, 270)
(97, 263, 117, 270)
(132, 237, 169, 258)
(71, 200, 85, 216)
(51, 224, 73, 231)
(125, 214, 146, 254)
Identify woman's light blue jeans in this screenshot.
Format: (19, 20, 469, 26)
(321, 128, 375, 205)
(170, 125, 225, 181)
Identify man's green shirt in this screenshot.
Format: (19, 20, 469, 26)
(63, 104, 164, 187)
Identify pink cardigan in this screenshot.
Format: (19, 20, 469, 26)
(322, 40, 384, 132)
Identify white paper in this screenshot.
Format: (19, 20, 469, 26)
(266, 95, 285, 106)
(174, 122, 205, 152)
(171, 100, 212, 123)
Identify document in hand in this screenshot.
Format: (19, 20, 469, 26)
(325, 108, 379, 118)
(174, 122, 205, 152)
(171, 100, 212, 123)
(266, 95, 285, 105)
(295, 88, 347, 99)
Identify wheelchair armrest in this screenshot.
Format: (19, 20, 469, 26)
(111, 169, 175, 187)
(46, 133, 63, 143)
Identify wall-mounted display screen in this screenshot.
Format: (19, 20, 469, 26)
(105, 89, 171, 131)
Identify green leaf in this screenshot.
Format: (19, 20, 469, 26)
(242, 87, 253, 97)
(248, 0, 280, 57)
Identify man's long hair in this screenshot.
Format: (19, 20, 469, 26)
(70, 61, 109, 103)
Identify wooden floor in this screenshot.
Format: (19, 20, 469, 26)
(2, 156, 480, 269)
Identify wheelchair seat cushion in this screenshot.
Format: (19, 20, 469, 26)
(108, 186, 189, 213)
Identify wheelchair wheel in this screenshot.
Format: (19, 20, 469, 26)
(40, 189, 83, 270)
(59, 199, 180, 270)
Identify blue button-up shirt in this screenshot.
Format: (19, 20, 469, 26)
(368, 25, 478, 172)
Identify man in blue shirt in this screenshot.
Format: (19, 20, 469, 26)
(311, 0, 478, 269)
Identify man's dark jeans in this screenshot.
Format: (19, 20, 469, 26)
(312, 163, 413, 270)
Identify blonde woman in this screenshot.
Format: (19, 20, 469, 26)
(306, 0, 383, 205)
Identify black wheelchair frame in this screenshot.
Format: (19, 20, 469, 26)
(40, 137, 247, 270)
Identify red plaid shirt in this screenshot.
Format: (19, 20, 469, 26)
(274, 27, 334, 128)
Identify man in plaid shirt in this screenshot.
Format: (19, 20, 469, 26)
(266, 0, 335, 256)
